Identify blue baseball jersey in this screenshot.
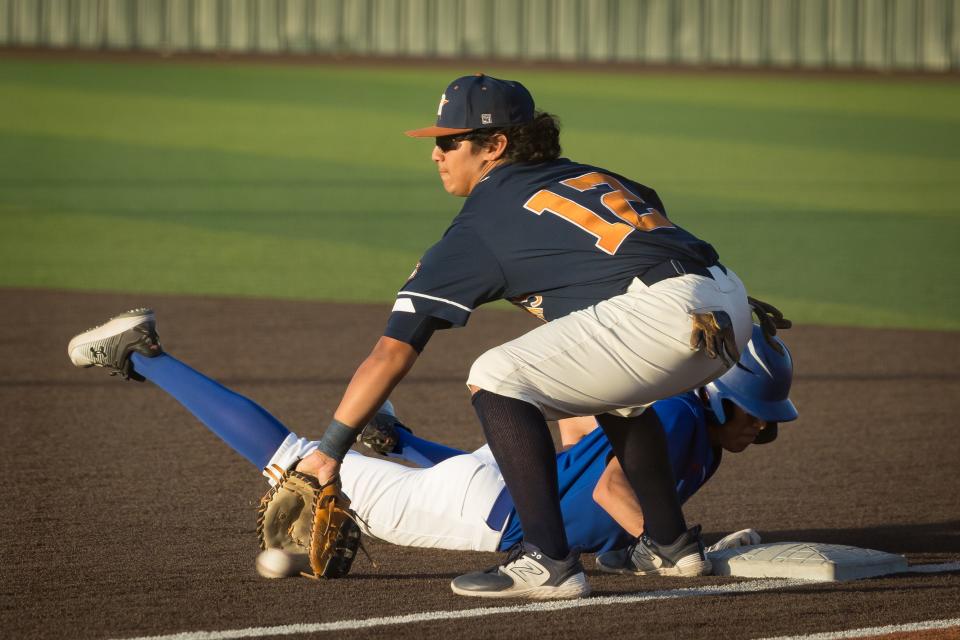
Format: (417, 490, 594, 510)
(393, 159, 719, 324)
(498, 392, 721, 553)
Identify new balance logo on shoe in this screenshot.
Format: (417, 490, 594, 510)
(450, 544, 591, 600)
(509, 559, 546, 580)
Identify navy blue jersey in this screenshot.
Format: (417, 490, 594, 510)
(498, 392, 721, 553)
(396, 159, 719, 324)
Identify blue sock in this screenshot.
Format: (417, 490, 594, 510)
(392, 428, 466, 467)
(130, 353, 290, 469)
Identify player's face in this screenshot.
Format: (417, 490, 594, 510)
(432, 135, 505, 197)
(718, 404, 766, 453)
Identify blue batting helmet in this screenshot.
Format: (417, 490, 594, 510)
(705, 324, 798, 444)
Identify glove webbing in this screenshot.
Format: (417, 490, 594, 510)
(747, 296, 792, 354)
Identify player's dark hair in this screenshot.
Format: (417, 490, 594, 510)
(468, 111, 562, 163)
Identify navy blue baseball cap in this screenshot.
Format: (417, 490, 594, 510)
(405, 73, 535, 137)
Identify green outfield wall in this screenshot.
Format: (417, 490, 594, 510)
(2, 0, 958, 72)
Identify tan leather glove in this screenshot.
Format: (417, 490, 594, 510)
(257, 471, 361, 579)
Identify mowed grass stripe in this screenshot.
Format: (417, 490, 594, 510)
(9, 60, 959, 123)
(0, 84, 429, 172)
(521, 70, 960, 122)
(0, 209, 416, 301)
(5, 75, 956, 169)
(566, 129, 959, 214)
(4, 91, 955, 219)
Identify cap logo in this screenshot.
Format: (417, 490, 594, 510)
(437, 94, 449, 117)
(481, 113, 492, 124)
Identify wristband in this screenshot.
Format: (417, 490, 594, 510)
(315, 418, 357, 462)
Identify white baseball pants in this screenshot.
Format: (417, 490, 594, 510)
(467, 266, 752, 420)
(338, 446, 507, 552)
(264, 435, 507, 552)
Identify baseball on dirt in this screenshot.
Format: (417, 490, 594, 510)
(256, 548, 306, 578)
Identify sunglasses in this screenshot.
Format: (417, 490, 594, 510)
(435, 134, 471, 152)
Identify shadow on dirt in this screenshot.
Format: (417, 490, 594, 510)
(758, 520, 960, 554)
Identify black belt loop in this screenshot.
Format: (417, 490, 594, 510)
(640, 260, 724, 288)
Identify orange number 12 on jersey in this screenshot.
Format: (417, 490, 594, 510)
(523, 172, 674, 255)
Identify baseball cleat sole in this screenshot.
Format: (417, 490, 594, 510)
(450, 572, 590, 599)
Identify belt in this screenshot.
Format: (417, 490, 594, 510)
(640, 259, 725, 288)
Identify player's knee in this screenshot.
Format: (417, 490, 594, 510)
(467, 347, 515, 392)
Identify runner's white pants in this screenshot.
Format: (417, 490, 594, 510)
(265, 435, 507, 552)
(263, 433, 506, 551)
(467, 267, 752, 420)
(337, 446, 506, 551)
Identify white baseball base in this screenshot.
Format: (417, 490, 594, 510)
(707, 542, 908, 581)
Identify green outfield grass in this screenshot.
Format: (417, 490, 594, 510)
(1, 58, 958, 329)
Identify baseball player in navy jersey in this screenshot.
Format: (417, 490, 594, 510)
(67, 314, 796, 562)
(69, 74, 767, 600)
(285, 72, 763, 599)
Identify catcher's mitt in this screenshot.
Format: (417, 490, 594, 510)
(690, 310, 740, 368)
(256, 470, 361, 579)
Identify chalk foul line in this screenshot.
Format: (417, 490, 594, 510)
(112, 578, 817, 640)
(111, 562, 960, 640)
(755, 617, 960, 640)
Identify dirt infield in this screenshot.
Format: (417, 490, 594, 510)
(2, 288, 958, 639)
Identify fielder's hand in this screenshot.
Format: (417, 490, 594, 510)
(296, 450, 340, 486)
